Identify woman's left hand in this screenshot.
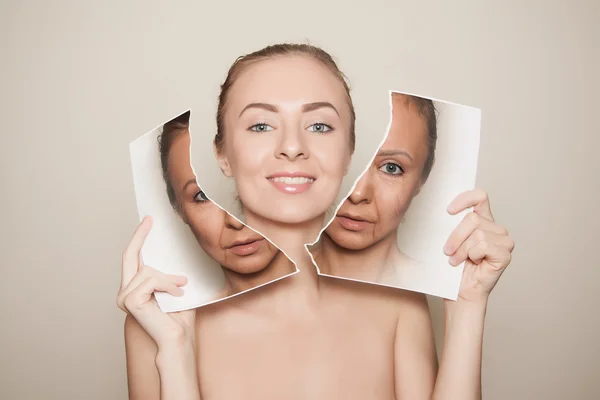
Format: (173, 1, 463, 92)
(443, 189, 515, 303)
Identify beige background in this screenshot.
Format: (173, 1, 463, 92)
(1, 1, 598, 399)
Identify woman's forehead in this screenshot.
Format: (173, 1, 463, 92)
(382, 104, 428, 151)
(227, 56, 348, 108)
(167, 132, 194, 182)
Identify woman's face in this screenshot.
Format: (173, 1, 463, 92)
(168, 132, 280, 274)
(324, 96, 430, 251)
(215, 55, 353, 225)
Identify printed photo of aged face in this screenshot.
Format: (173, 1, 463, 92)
(309, 91, 481, 299)
(129, 111, 297, 312)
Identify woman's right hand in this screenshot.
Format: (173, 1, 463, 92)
(117, 216, 196, 349)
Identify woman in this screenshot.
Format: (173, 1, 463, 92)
(310, 92, 441, 286)
(158, 112, 296, 298)
(118, 43, 514, 400)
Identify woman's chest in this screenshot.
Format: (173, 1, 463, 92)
(196, 312, 397, 399)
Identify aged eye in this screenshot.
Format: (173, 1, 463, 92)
(194, 190, 209, 202)
(249, 123, 274, 132)
(379, 163, 404, 176)
(307, 123, 333, 133)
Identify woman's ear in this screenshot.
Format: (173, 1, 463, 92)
(213, 141, 233, 177)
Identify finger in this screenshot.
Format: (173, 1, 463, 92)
(447, 189, 494, 221)
(119, 272, 188, 310)
(444, 212, 508, 256)
(123, 276, 185, 314)
(449, 231, 513, 267)
(465, 242, 512, 272)
(118, 267, 187, 311)
(125, 266, 188, 294)
(121, 216, 153, 287)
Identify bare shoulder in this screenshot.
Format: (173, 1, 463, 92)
(321, 274, 430, 317)
(124, 315, 160, 400)
(392, 288, 431, 320)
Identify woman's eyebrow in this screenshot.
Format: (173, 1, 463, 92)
(239, 103, 278, 117)
(302, 102, 340, 117)
(238, 102, 340, 117)
(182, 178, 199, 191)
(377, 149, 414, 161)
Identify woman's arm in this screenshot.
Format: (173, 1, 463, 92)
(124, 315, 160, 400)
(431, 299, 486, 400)
(119, 217, 201, 400)
(394, 190, 513, 399)
(392, 296, 487, 400)
(432, 189, 514, 400)
(155, 339, 201, 400)
(125, 315, 201, 400)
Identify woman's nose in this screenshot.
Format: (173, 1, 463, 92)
(348, 171, 374, 204)
(275, 123, 310, 161)
(224, 211, 244, 230)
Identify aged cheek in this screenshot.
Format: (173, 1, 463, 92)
(392, 195, 411, 221)
(188, 210, 222, 247)
(373, 185, 407, 222)
(393, 180, 422, 220)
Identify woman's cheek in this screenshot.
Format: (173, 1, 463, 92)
(391, 182, 418, 221)
(188, 207, 225, 254)
(373, 182, 410, 224)
(230, 138, 269, 179)
(314, 138, 349, 176)
(266, 242, 279, 257)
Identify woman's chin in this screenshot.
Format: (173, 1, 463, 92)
(327, 232, 376, 251)
(226, 266, 267, 275)
(257, 207, 329, 227)
(240, 189, 336, 227)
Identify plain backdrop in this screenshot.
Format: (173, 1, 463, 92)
(1, 1, 598, 399)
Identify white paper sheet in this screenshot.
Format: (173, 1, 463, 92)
(312, 90, 481, 300)
(129, 121, 297, 312)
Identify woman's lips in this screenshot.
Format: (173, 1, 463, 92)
(267, 172, 315, 194)
(227, 238, 264, 256)
(336, 215, 373, 232)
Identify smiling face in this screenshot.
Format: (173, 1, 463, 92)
(214, 54, 353, 225)
(324, 94, 431, 251)
(167, 131, 280, 274)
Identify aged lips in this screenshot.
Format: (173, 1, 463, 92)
(227, 238, 264, 256)
(336, 213, 373, 231)
(267, 172, 315, 194)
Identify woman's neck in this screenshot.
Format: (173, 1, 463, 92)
(239, 211, 325, 303)
(312, 232, 400, 282)
(243, 212, 324, 266)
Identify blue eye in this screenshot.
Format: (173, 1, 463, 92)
(194, 190, 209, 202)
(379, 163, 404, 176)
(307, 123, 333, 133)
(249, 123, 274, 132)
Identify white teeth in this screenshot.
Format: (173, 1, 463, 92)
(270, 176, 315, 184)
